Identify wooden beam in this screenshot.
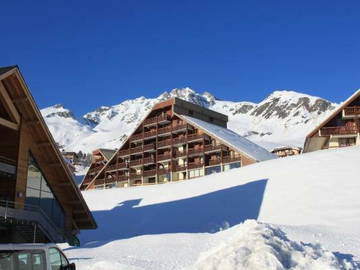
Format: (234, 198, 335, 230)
(25, 120, 40, 126)
(53, 182, 72, 187)
(13, 97, 28, 103)
(0, 82, 21, 124)
(0, 117, 19, 130)
(36, 141, 51, 147)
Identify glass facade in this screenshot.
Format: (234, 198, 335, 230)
(223, 162, 241, 171)
(205, 165, 221, 175)
(25, 153, 65, 229)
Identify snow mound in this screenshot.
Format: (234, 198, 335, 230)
(194, 220, 357, 270)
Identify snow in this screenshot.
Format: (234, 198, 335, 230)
(63, 146, 360, 269)
(180, 114, 277, 161)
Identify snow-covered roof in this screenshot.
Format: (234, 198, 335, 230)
(179, 115, 277, 162)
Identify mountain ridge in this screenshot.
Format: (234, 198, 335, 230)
(41, 88, 337, 153)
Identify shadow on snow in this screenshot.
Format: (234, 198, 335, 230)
(78, 179, 268, 248)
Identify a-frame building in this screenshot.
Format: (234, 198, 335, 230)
(304, 90, 360, 152)
(80, 98, 276, 190)
(0, 66, 96, 244)
(80, 148, 116, 188)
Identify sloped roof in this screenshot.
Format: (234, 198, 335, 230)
(99, 148, 116, 161)
(306, 89, 360, 138)
(0, 66, 97, 229)
(179, 115, 277, 162)
(0, 66, 17, 77)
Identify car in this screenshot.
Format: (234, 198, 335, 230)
(0, 243, 75, 270)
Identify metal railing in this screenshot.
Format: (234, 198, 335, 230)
(0, 200, 68, 243)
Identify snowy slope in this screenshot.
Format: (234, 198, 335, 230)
(41, 88, 336, 153)
(63, 147, 360, 269)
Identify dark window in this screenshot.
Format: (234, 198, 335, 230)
(209, 117, 214, 122)
(25, 152, 65, 229)
(188, 110, 194, 116)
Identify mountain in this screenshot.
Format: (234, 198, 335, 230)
(41, 88, 337, 153)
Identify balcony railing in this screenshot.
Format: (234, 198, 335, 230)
(157, 139, 172, 148)
(143, 157, 155, 165)
(157, 114, 171, 123)
(172, 136, 187, 145)
(320, 126, 358, 136)
(188, 162, 204, 169)
(158, 168, 170, 175)
(144, 130, 157, 138)
(130, 173, 142, 179)
(143, 169, 156, 177)
(130, 146, 143, 154)
(172, 164, 187, 172)
(143, 116, 158, 126)
(187, 134, 204, 142)
(130, 133, 143, 141)
(0, 200, 67, 243)
(188, 147, 204, 156)
(158, 126, 172, 135)
(158, 153, 172, 161)
(344, 106, 360, 116)
(118, 149, 130, 156)
(129, 159, 142, 167)
(208, 159, 221, 166)
(204, 145, 224, 152)
(222, 156, 241, 164)
(173, 150, 186, 158)
(116, 175, 129, 181)
(143, 143, 155, 151)
(172, 124, 187, 132)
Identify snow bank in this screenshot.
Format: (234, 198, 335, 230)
(194, 220, 357, 270)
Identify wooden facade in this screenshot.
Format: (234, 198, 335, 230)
(271, 146, 302, 158)
(304, 90, 360, 152)
(81, 98, 274, 190)
(0, 66, 96, 244)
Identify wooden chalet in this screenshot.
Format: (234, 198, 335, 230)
(0, 66, 96, 244)
(80, 148, 116, 189)
(81, 98, 276, 190)
(304, 90, 360, 152)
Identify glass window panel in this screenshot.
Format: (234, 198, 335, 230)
(27, 165, 41, 189)
(49, 248, 61, 270)
(25, 188, 40, 206)
(17, 252, 31, 270)
(40, 191, 54, 217)
(32, 253, 46, 270)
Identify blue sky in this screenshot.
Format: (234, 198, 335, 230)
(1, 0, 360, 116)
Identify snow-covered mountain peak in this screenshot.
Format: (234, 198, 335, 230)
(158, 87, 215, 107)
(41, 104, 75, 119)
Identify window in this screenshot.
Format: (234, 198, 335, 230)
(339, 137, 356, 147)
(25, 152, 65, 229)
(49, 248, 68, 270)
(205, 166, 221, 175)
(0, 250, 45, 270)
(188, 110, 194, 116)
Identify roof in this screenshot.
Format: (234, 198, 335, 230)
(0, 243, 58, 250)
(179, 114, 277, 162)
(99, 148, 116, 161)
(306, 89, 360, 138)
(0, 66, 17, 77)
(0, 66, 96, 229)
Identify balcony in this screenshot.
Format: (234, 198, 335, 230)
(144, 130, 157, 138)
(172, 136, 187, 145)
(130, 173, 142, 180)
(172, 124, 187, 133)
(343, 106, 360, 117)
(158, 125, 172, 135)
(188, 147, 204, 156)
(173, 164, 187, 172)
(143, 169, 156, 177)
(143, 143, 156, 152)
(204, 145, 224, 153)
(157, 139, 172, 148)
(208, 159, 221, 166)
(143, 157, 155, 165)
(158, 153, 172, 161)
(130, 133, 143, 142)
(173, 150, 186, 158)
(116, 175, 129, 181)
(143, 116, 158, 126)
(130, 159, 142, 167)
(157, 114, 171, 123)
(188, 162, 204, 170)
(0, 200, 67, 243)
(320, 126, 358, 136)
(130, 145, 143, 154)
(187, 134, 204, 142)
(158, 168, 170, 175)
(118, 149, 130, 157)
(222, 156, 241, 164)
